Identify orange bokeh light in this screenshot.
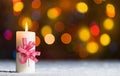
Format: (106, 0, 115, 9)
(61, 33, 72, 44)
(93, 0, 103, 4)
(32, 0, 41, 9)
(35, 36, 41, 46)
(54, 21, 65, 32)
(13, 0, 21, 5)
(47, 7, 62, 19)
(31, 21, 39, 31)
(106, 4, 115, 18)
(59, 0, 71, 10)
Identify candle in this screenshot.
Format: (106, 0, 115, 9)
(16, 23, 39, 73)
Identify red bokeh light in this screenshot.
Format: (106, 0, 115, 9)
(90, 23, 100, 36)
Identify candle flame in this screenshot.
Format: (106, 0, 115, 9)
(25, 22, 28, 31)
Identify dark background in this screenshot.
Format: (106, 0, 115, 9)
(0, 0, 120, 60)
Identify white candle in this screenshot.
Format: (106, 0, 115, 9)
(16, 23, 35, 73)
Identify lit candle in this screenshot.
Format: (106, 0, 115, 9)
(16, 23, 36, 73)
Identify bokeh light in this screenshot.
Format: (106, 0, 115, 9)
(100, 33, 111, 46)
(13, 0, 21, 5)
(74, 11, 85, 19)
(103, 18, 114, 30)
(31, 21, 39, 31)
(76, 2, 88, 14)
(47, 7, 62, 19)
(109, 42, 117, 52)
(13, 2, 24, 12)
(61, 33, 72, 44)
(4, 29, 13, 40)
(44, 34, 55, 45)
(31, 11, 41, 20)
(32, 0, 41, 9)
(13, 11, 21, 16)
(12, 50, 16, 59)
(41, 25, 52, 37)
(1, 0, 119, 60)
(54, 21, 65, 32)
(106, 3, 115, 18)
(78, 27, 90, 42)
(36, 36, 41, 46)
(59, 0, 71, 10)
(90, 23, 100, 36)
(86, 41, 99, 54)
(93, 0, 103, 4)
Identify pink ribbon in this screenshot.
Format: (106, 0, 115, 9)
(17, 38, 40, 65)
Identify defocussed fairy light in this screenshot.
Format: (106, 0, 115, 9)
(4, 29, 13, 40)
(31, 11, 41, 20)
(106, 4, 115, 18)
(59, 0, 71, 10)
(44, 34, 55, 45)
(76, 2, 88, 14)
(13, 2, 24, 12)
(54, 21, 65, 32)
(41, 25, 52, 37)
(12, 50, 16, 59)
(103, 18, 114, 30)
(13, 0, 21, 5)
(31, 21, 39, 31)
(109, 42, 117, 52)
(35, 36, 41, 46)
(100, 33, 111, 46)
(47, 7, 62, 19)
(18, 16, 24, 26)
(93, 0, 103, 4)
(32, 0, 41, 9)
(74, 11, 85, 19)
(13, 11, 21, 16)
(86, 41, 99, 54)
(78, 27, 90, 42)
(90, 23, 100, 36)
(61, 33, 72, 44)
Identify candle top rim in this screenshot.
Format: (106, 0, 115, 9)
(16, 31, 35, 33)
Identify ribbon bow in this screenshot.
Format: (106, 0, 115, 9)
(17, 38, 40, 65)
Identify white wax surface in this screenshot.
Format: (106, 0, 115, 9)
(16, 31, 35, 73)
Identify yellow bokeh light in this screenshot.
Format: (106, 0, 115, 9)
(61, 33, 72, 44)
(13, 2, 24, 12)
(47, 7, 61, 19)
(106, 4, 115, 18)
(32, 0, 41, 9)
(21, 17, 32, 30)
(41, 25, 52, 37)
(76, 2, 88, 13)
(44, 34, 55, 45)
(103, 18, 114, 30)
(35, 36, 41, 46)
(86, 41, 99, 54)
(100, 33, 111, 46)
(78, 27, 90, 42)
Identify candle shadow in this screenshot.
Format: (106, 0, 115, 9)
(0, 70, 16, 73)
